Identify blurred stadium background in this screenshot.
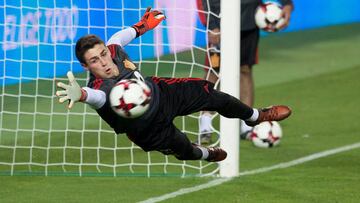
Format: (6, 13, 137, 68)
(1, 0, 360, 202)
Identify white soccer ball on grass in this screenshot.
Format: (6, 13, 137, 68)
(110, 79, 151, 118)
(250, 121, 283, 148)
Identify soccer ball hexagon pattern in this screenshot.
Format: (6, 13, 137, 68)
(110, 79, 151, 118)
(250, 121, 283, 148)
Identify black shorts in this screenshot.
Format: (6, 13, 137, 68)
(204, 28, 260, 71)
(127, 77, 252, 158)
(131, 78, 216, 155)
(241, 28, 260, 66)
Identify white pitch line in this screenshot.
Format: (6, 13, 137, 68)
(139, 142, 360, 203)
(239, 142, 360, 176)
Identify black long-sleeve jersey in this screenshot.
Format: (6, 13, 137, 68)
(87, 44, 159, 135)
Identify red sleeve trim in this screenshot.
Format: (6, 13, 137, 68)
(255, 47, 259, 65)
(151, 77, 202, 85)
(107, 44, 117, 59)
(92, 78, 104, 90)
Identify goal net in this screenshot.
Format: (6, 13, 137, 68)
(0, 0, 238, 177)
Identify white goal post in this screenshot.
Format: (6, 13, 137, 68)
(219, 0, 241, 177)
(0, 0, 240, 177)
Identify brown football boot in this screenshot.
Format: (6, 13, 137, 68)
(205, 147, 227, 162)
(245, 105, 292, 127)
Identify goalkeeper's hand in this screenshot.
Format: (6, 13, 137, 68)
(132, 7, 165, 37)
(56, 71, 87, 109)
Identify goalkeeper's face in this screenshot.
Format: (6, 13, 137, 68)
(82, 43, 119, 79)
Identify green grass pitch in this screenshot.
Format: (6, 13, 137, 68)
(1, 23, 360, 202)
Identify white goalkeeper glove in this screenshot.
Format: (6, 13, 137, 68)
(56, 71, 87, 109)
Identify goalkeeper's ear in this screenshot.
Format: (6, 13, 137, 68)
(132, 7, 166, 37)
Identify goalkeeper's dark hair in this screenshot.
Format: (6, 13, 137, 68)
(75, 34, 105, 64)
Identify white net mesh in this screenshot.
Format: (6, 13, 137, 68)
(0, 0, 221, 177)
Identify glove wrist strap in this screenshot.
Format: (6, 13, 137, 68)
(132, 20, 148, 38)
(80, 89, 87, 102)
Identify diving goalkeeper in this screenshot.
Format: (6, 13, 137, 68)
(56, 7, 291, 162)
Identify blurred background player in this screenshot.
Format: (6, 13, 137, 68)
(197, 0, 294, 144)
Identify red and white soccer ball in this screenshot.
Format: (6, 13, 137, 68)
(250, 121, 283, 148)
(109, 79, 151, 118)
(255, 2, 285, 32)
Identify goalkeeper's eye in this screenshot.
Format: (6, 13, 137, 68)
(101, 50, 108, 57)
(90, 58, 99, 64)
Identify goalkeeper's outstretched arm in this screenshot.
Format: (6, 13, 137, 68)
(106, 28, 137, 47)
(107, 7, 165, 47)
(56, 71, 106, 109)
